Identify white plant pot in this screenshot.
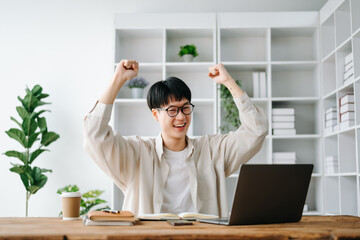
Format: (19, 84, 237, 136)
(131, 88, 144, 99)
(183, 54, 194, 62)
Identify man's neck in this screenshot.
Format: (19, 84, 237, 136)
(161, 134, 187, 151)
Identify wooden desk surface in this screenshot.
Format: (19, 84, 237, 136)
(0, 215, 360, 240)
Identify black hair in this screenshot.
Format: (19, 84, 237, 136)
(147, 77, 191, 110)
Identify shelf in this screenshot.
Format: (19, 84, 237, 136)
(271, 28, 318, 61)
(271, 97, 320, 103)
(271, 134, 321, 139)
(321, 14, 335, 58)
(335, 0, 351, 48)
(219, 28, 268, 62)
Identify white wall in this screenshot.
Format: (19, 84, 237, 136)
(0, 0, 326, 217)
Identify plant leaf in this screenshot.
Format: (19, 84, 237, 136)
(37, 117, 47, 133)
(20, 173, 29, 188)
(22, 92, 37, 113)
(10, 117, 22, 129)
(40, 168, 52, 173)
(22, 115, 38, 136)
(29, 149, 47, 164)
(31, 85, 42, 96)
(57, 184, 79, 194)
(16, 106, 29, 120)
(5, 128, 26, 148)
(5, 150, 28, 164)
(31, 110, 50, 119)
(82, 190, 104, 199)
(27, 132, 41, 148)
(38, 93, 49, 100)
(41, 131, 59, 147)
(10, 165, 25, 174)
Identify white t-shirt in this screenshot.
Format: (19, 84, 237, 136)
(160, 147, 196, 214)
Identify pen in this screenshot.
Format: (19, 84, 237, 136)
(102, 209, 120, 214)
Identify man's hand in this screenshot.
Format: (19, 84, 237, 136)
(115, 59, 139, 83)
(208, 63, 233, 85)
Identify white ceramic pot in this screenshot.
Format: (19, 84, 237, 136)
(131, 87, 144, 98)
(183, 54, 194, 62)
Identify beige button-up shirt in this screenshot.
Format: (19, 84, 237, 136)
(83, 93, 268, 217)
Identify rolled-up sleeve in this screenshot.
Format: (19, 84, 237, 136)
(83, 102, 139, 191)
(211, 93, 268, 177)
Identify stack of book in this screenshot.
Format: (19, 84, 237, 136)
(343, 52, 354, 85)
(324, 107, 337, 134)
(252, 72, 267, 98)
(272, 108, 296, 135)
(83, 210, 139, 226)
(325, 156, 338, 174)
(272, 152, 296, 164)
(339, 94, 355, 130)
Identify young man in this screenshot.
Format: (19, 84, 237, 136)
(84, 60, 268, 217)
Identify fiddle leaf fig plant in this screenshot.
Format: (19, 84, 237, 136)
(4, 85, 60, 217)
(220, 79, 242, 133)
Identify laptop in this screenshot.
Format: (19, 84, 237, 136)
(198, 164, 313, 225)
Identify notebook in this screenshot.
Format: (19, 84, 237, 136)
(198, 164, 313, 225)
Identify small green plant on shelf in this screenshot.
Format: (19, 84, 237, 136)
(178, 44, 199, 57)
(4, 85, 60, 217)
(57, 184, 110, 216)
(220, 79, 242, 133)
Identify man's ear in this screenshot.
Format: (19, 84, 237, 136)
(152, 108, 159, 122)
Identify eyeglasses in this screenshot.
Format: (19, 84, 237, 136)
(157, 103, 195, 117)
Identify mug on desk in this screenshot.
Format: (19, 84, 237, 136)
(61, 192, 81, 220)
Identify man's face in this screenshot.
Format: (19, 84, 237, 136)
(152, 98, 192, 141)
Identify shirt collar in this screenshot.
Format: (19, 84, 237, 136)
(155, 134, 194, 162)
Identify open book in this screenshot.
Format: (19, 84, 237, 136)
(138, 212, 219, 220)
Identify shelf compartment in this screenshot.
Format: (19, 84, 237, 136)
(165, 29, 214, 63)
(219, 28, 268, 62)
(272, 138, 321, 174)
(322, 53, 336, 96)
(114, 101, 161, 136)
(351, 0, 360, 33)
(165, 64, 215, 99)
(339, 130, 357, 173)
(321, 14, 336, 59)
(271, 63, 320, 98)
(115, 29, 163, 63)
(324, 135, 339, 174)
(335, 0, 352, 48)
(272, 101, 321, 135)
(271, 28, 318, 61)
(353, 31, 360, 80)
(325, 176, 340, 215)
(340, 176, 358, 215)
(222, 64, 268, 99)
(116, 65, 162, 99)
(335, 40, 353, 88)
(305, 176, 323, 214)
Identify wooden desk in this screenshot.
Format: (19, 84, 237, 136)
(0, 216, 360, 239)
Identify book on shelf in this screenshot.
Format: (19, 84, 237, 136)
(272, 115, 295, 122)
(324, 126, 336, 135)
(340, 103, 354, 114)
(138, 212, 219, 220)
(273, 152, 296, 160)
(344, 60, 353, 72)
(273, 128, 296, 135)
(343, 67, 354, 80)
(259, 72, 267, 98)
(272, 108, 295, 115)
(325, 156, 338, 174)
(325, 111, 337, 121)
(340, 119, 355, 129)
(343, 75, 355, 85)
(83, 210, 139, 226)
(273, 159, 296, 164)
(272, 122, 295, 129)
(344, 52, 353, 64)
(325, 119, 337, 128)
(340, 111, 355, 122)
(326, 107, 336, 114)
(340, 94, 354, 106)
(252, 72, 260, 98)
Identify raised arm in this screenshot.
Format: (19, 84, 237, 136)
(208, 63, 244, 99)
(99, 60, 139, 104)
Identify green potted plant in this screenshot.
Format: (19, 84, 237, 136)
(220, 80, 242, 133)
(178, 44, 199, 62)
(57, 184, 110, 216)
(127, 76, 149, 99)
(4, 85, 60, 216)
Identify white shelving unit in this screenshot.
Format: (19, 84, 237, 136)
(109, 8, 360, 217)
(320, 0, 360, 216)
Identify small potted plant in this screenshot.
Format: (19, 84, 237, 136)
(127, 76, 149, 99)
(178, 44, 199, 62)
